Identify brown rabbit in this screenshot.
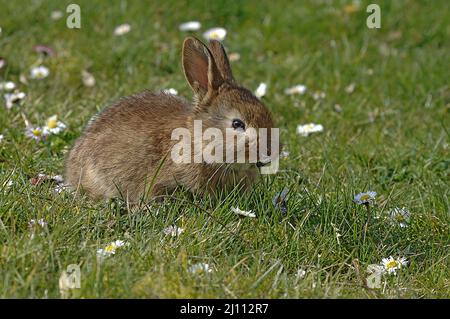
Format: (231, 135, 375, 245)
(65, 37, 277, 202)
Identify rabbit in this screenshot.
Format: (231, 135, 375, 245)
(64, 37, 277, 203)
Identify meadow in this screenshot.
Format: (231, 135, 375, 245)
(0, 0, 449, 298)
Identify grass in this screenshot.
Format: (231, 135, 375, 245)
(0, 0, 449, 298)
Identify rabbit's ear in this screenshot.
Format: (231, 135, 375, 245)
(182, 37, 223, 99)
(207, 40, 234, 83)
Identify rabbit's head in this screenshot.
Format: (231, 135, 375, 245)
(182, 37, 277, 168)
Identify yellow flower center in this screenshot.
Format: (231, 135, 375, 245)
(386, 260, 398, 269)
(104, 244, 116, 253)
(47, 118, 58, 129)
(32, 129, 42, 136)
(360, 194, 370, 201)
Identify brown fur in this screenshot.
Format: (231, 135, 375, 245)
(64, 37, 275, 202)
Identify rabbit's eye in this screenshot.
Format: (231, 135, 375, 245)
(232, 119, 245, 131)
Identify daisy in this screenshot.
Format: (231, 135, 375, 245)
(284, 84, 307, 95)
(280, 150, 290, 158)
(162, 88, 178, 95)
(354, 191, 377, 205)
(345, 83, 356, 94)
(163, 225, 184, 237)
(4, 90, 26, 109)
(0, 81, 16, 91)
(52, 175, 64, 183)
(33, 45, 56, 57)
(114, 23, 131, 36)
(296, 123, 324, 137)
(51, 10, 63, 20)
(26, 127, 47, 141)
(30, 65, 50, 79)
(254, 83, 267, 98)
(2, 180, 13, 188)
(231, 207, 256, 218)
(334, 104, 343, 113)
(296, 269, 307, 279)
(43, 115, 66, 135)
(179, 21, 201, 31)
(388, 207, 410, 228)
(54, 184, 69, 194)
(81, 70, 96, 87)
(29, 218, 47, 228)
(203, 27, 227, 41)
(228, 52, 240, 62)
(97, 240, 127, 257)
(312, 91, 326, 100)
(0, 134, 4, 143)
(189, 262, 213, 274)
(381, 256, 408, 275)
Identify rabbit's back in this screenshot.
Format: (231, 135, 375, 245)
(65, 90, 190, 200)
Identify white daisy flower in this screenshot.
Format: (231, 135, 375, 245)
(97, 240, 128, 257)
(231, 207, 256, 218)
(54, 184, 69, 194)
(179, 21, 201, 31)
(381, 256, 408, 275)
(0, 134, 4, 143)
(30, 65, 50, 79)
(296, 269, 307, 279)
(26, 127, 47, 141)
(163, 225, 184, 237)
(280, 150, 290, 158)
(354, 191, 377, 205)
(0, 81, 16, 91)
(228, 52, 240, 62)
(162, 88, 178, 95)
(284, 84, 307, 95)
(29, 219, 47, 228)
(296, 123, 324, 137)
(334, 104, 343, 113)
(312, 91, 326, 100)
(43, 115, 66, 135)
(345, 83, 356, 94)
(189, 262, 213, 274)
(254, 82, 267, 98)
(52, 175, 64, 183)
(114, 23, 131, 36)
(203, 27, 227, 41)
(388, 207, 410, 228)
(81, 70, 96, 87)
(2, 180, 13, 188)
(4, 90, 26, 109)
(51, 10, 63, 20)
